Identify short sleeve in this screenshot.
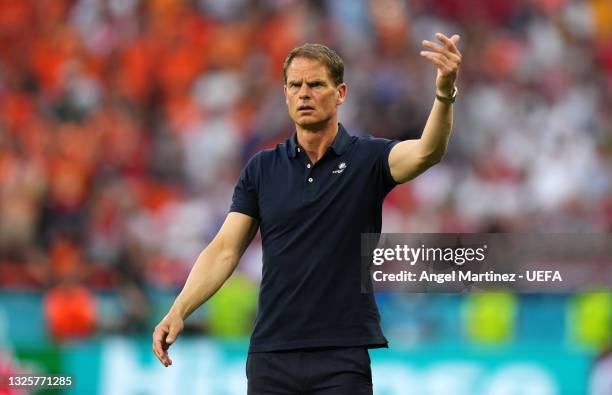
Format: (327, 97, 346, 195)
(229, 154, 261, 221)
(378, 138, 400, 191)
(364, 136, 400, 195)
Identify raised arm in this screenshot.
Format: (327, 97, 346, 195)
(152, 212, 259, 366)
(389, 33, 462, 184)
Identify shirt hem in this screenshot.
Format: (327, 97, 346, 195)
(248, 337, 389, 353)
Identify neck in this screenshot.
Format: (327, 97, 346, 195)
(295, 118, 339, 164)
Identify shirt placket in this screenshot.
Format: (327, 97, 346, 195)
(297, 147, 316, 202)
(300, 147, 334, 202)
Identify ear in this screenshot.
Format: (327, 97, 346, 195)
(336, 83, 347, 106)
(283, 84, 289, 105)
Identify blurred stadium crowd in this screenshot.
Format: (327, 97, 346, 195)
(0, 0, 611, 343)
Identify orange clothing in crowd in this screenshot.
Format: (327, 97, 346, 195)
(43, 284, 97, 340)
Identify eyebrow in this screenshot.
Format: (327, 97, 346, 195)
(287, 79, 328, 86)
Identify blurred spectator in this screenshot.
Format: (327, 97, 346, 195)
(205, 273, 258, 338)
(43, 238, 97, 340)
(463, 292, 517, 344)
(43, 277, 97, 341)
(113, 241, 151, 333)
(0, 0, 610, 341)
(569, 292, 612, 350)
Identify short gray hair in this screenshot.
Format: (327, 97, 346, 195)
(283, 43, 344, 86)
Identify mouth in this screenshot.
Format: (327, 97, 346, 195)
(297, 105, 315, 113)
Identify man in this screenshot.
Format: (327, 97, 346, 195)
(153, 33, 462, 394)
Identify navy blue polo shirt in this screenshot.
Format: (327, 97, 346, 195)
(230, 123, 399, 352)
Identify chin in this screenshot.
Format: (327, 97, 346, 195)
(294, 115, 330, 130)
(298, 121, 325, 131)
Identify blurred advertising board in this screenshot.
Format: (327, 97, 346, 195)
(7, 337, 591, 395)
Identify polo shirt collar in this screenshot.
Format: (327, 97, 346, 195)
(287, 123, 351, 158)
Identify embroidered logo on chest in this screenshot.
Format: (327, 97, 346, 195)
(332, 162, 347, 174)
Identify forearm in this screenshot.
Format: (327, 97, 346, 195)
(417, 31, 462, 164)
(168, 242, 239, 320)
(418, 97, 453, 163)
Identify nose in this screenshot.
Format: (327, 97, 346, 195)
(298, 84, 311, 99)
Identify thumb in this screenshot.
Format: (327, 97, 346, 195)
(166, 323, 181, 344)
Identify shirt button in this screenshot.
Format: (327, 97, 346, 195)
(308, 177, 313, 183)
(307, 164, 311, 168)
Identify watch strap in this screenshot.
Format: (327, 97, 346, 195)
(436, 86, 458, 104)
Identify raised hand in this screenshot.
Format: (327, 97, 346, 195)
(420, 33, 462, 96)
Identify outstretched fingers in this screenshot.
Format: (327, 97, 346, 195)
(421, 39, 461, 64)
(435, 33, 461, 56)
(419, 51, 454, 75)
(420, 32, 462, 80)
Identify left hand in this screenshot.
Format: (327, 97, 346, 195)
(420, 33, 462, 96)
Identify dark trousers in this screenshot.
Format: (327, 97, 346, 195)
(246, 346, 373, 394)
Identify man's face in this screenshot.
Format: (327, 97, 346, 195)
(284, 57, 346, 130)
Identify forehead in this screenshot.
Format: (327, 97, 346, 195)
(286, 57, 332, 82)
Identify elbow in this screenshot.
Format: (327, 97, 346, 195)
(427, 144, 449, 165)
(417, 144, 447, 168)
(206, 238, 240, 269)
(425, 156, 442, 167)
(218, 248, 240, 269)
(422, 152, 444, 167)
